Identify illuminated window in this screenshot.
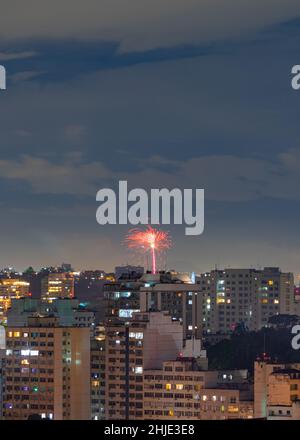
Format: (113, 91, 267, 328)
(176, 384, 184, 390)
(21, 350, 30, 356)
(13, 332, 20, 337)
(202, 395, 207, 401)
(166, 384, 172, 390)
(268, 280, 274, 286)
(129, 332, 143, 339)
(212, 395, 217, 401)
(21, 359, 29, 365)
(169, 409, 174, 416)
(30, 350, 39, 356)
(7, 332, 13, 338)
(135, 367, 143, 374)
(274, 299, 279, 304)
(228, 405, 239, 413)
(262, 299, 268, 304)
(23, 332, 28, 338)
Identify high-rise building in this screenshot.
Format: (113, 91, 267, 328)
(254, 360, 300, 419)
(0, 279, 30, 325)
(143, 360, 253, 420)
(91, 338, 105, 420)
(41, 272, 74, 300)
(105, 311, 183, 420)
(7, 297, 95, 329)
(3, 315, 90, 420)
(104, 271, 202, 340)
(198, 267, 294, 335)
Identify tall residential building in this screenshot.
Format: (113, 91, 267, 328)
(7, 297, 95, 329)
(104, 271, 202, 340)
(3, 315, 90, 420)
(91, 338, 105, 420)
(105, 311, 183, 420)
(254, 360, 300, 419)
(0, 279, 30, 325)
(143, 360, 253, 420)
(198, 267, 294, 335)
(41, 272, 74, 300)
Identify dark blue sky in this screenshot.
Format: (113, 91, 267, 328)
(1, 3, 300, 275)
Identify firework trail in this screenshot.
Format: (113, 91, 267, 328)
(125, 226, 172, 274)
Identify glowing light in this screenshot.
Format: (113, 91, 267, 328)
(125, 226, 171, 274)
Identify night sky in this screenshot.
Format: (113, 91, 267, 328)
(1, 1, 300, 274)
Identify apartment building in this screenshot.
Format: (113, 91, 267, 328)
(0, 279, 30, 325)
(41, 272, 74, 300)
(91, 338, 105, 420)
(105, 311, 183, 420)
(3, 316, 90, 420)
(198, 267, 294, 335)
(143, 360, 253, 420)
(7, 297, 95, 329)
(105, 271, 202, 340)
(254, 360, 300, 419)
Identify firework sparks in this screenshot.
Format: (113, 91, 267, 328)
(125, 226, 172, 274)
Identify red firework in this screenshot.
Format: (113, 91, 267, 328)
(125, 226, 172, 274)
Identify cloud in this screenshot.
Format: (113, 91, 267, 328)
(1, 147, 300, 202)
(0, 155, 111, 195)
(0, 51, 37, 61)
(1, 1, 300, 52)
(10, 71, 44, 83)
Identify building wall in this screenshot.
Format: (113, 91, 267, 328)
(3, 324, 90, 420)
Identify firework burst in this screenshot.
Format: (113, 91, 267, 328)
(125, 226, 172, 274)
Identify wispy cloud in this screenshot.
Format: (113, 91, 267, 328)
(1, 1, 300, 52)
(0, 50, 37, 61)
(1, 147, 300, 202)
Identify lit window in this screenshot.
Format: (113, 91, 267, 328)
(202, 395, 207, 401)
(228, 405, 239, 413)
(13, 332, 20, 337)
(21, 349, 30, 356)
(166, 384, 172, 390)
(30, 350, 39, 356)
(176, 384, 184, 390)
